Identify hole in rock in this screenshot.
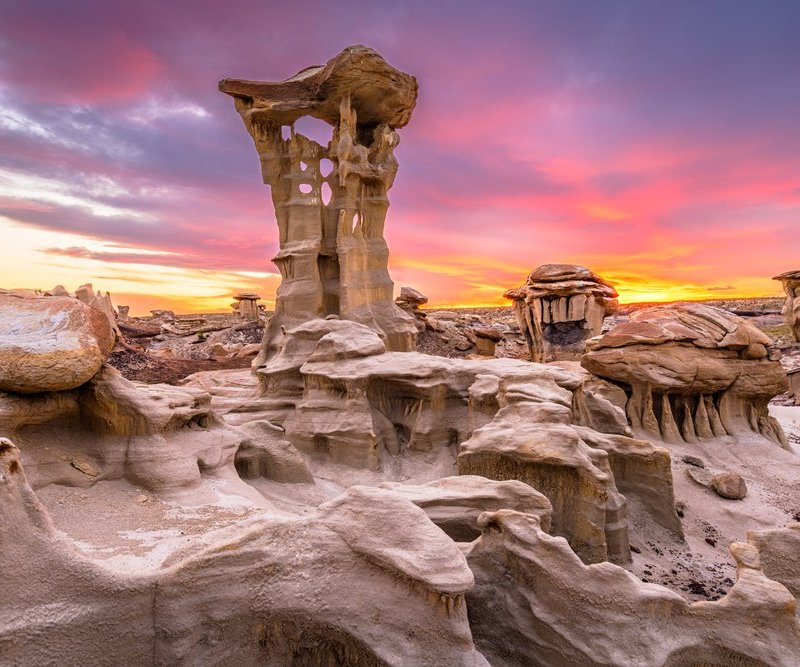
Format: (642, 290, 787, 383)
(184, 414, 211, 430)
(257, 617, 383, 666)
(312, 434, 329, 456)
(300, 161, 308, 172)
(393, 423, 412, 448)
(321, 181, 332, 205)
(281, 125, 292, 141)
(299, 183, 313, 194)
(319, 158, 334, 178)
(294, 115, 332, 146)
(542, 321, 584, 346)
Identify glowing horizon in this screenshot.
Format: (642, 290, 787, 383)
(1, 2, 798, 316)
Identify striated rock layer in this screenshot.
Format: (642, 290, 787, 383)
(582, 303, 788, 447)
(505, 264, 618, 362)
(220, 45, 418, 382)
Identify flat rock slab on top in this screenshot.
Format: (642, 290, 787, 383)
(219, 45, 418, 128)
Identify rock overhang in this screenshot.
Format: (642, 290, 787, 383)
(219, 45, 418, 128)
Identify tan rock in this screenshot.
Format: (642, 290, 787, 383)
(232, 292, 262, 321)
(233, 342, 262, 358)
(74, 282, 121, 337)
(712, 470, 748, 499)
(0, 295, 114, 393)
(505, 264, 618, 362)
(220, 45, 418, 377)
(773, 269, 800, 342)
(465, 510, 800, 666)
(748, 523, 800, 599)
(396, 286, 428, 307)
(582, 303, 789, 447)
(380, 476, 552, 541)
(235, 419, 313, 483)
(0, 443, 486, 666)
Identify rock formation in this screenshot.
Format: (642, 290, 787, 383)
(74, 282, 120, 336)
(582, 303, 788, 447)
(231, 292, 262, 321)
(219, 45, 418, 383)
(473, 326, 503, 356)
(0, 443, 487, 665)
(505, 264, 618, 362)
(774, 269, 800, 342)
(465, 510, 800, 666)
(2, 47, 798, 667)
(0, 294, 115, 393)
(192, 316, 680, 565)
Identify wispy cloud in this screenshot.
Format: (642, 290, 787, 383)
(0, 0, 798, 311)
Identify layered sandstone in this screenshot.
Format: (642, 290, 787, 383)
(505, 264, 618, 362)
(219, 45, 418, 382)
(582, 303, 788, 447)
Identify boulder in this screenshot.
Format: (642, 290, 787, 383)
(0, 295, 114, 393)
(712, 471, 748, 499)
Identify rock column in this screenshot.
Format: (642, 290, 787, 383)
(219, 46, 418, 381)
(773, 269, 800, 342)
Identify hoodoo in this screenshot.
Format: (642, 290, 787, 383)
(220, 46, 419, 383)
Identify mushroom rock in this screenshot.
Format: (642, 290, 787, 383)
(232, 292, 262, 321)
(0, 294, 115, 393)
(505, 264, 618, 363)
(219, 45, 419, 386)
(464, 510, 800, 666)
(773, 269, 800, 342)
(582, 303, 789, 447)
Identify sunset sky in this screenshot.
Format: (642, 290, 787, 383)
(1, 1, 798, 314)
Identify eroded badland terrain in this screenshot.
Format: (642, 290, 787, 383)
(1, 47, 798, 666)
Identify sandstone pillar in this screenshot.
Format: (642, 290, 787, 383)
(219, 46, 418, 380)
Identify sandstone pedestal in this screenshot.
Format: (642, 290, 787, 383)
(505, 264, 618, 362)
(220, 46, 418, 390)
(232, 292, 262, 321)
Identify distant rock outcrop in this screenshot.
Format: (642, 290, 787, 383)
(774, 269, 800, 342)
(505, 264, 618, 362)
